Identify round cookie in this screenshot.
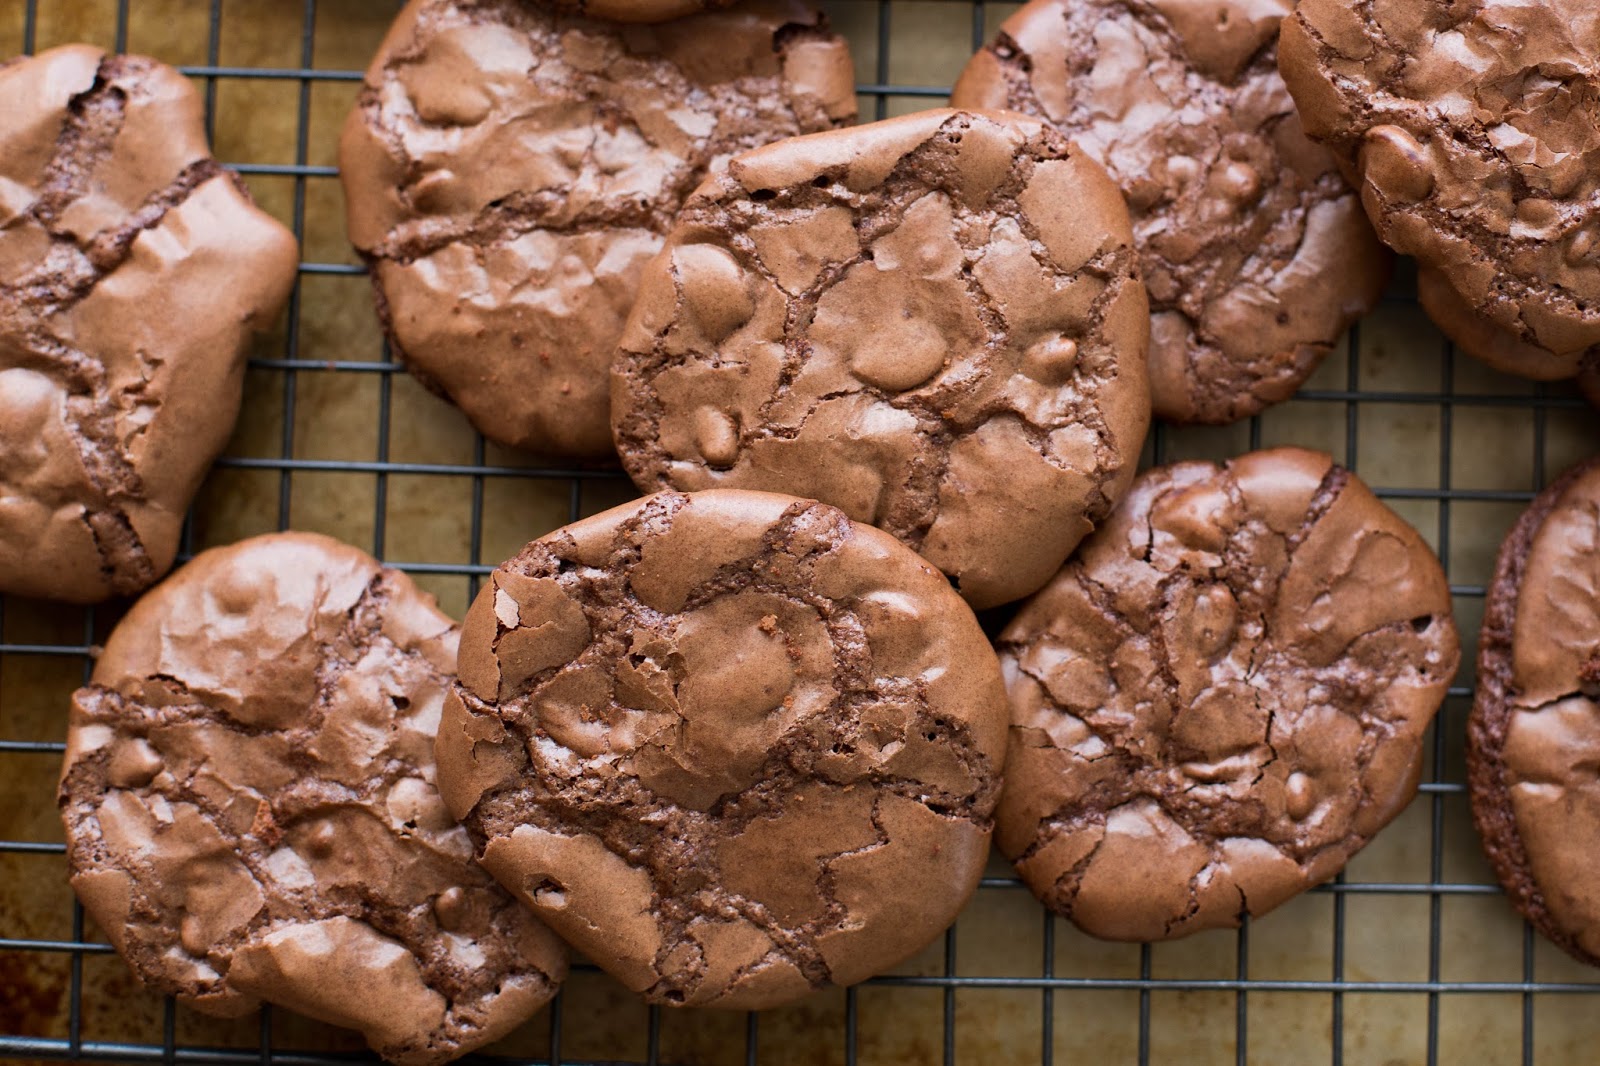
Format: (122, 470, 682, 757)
(435, 489, 1008, 1009)
(1280, 1, 1600, 380)
(995, 448, 1459, 941)
(339, 0, 856, 457)
(1, 47, 298, 603)
(536, 0, 738, 23)
(60, 534, 567, 1064)
(951, 0, 1388, 425)
(610, 109, 1151, 609)
(1468, 458, 1600, 966)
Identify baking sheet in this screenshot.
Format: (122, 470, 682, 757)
(3, 1, 1600, 1063)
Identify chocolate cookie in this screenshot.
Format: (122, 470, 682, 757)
(951, 0, 1387, 425)
(1, 46, 298, 603)
(996, 448, 1458, 941)
(339, 0, 856, 457)
(1468, 458, 1600, 966)
(434, 489, 1008, 1009)
(59, 534, 566, 1064)
(610, 109, 1151, 609)
(1281, 1, 1600, 380)
(536, 0, 738, 24)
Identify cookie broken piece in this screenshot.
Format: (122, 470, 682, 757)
(435, 489, 1009, 1009)
(610, 108, 1151, 609)
(996, 447, 1458, 941)
(1469, 458, 1600, 967)
(339, 0, 856, 457)
(0, 46, 298, 603)
(59, 533, 566, 1065)
(952, 0, 1388, 425)
(1280, 0, 1600, 380)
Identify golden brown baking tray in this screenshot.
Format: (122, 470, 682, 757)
(4, 1, 1600, 1063)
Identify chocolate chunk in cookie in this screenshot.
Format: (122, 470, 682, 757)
(435, 489, 1008, 1009)
(60, 534, 566, 1064)
(953, 0, 1388, 425)
(340, 0, 856, 457)
(996, 448, 1458, 940)
(1, 47, 297, 603)
(611, 109, 1151, 609)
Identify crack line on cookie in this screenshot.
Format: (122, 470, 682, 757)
(61, 574, 560, 1051)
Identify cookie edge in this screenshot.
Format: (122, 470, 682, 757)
(1466, 456, 1600, 966)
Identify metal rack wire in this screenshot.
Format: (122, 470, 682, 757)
(3, 1, 1600, 1064)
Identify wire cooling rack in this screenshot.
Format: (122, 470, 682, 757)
(4, 1, 1600, 1064)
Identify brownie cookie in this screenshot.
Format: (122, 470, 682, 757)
(610, 109, 1151, 609)
(1, 47, 297, 603)
(1468, 458, 1600, 966)
(536, 0, 738, 23)
(951, 0, 1387, 425)
(339, 0, 855, 457)
(1281, 1, 1600, 380)
(60, 534, 566, 1064)
(435, 489, 1008, 1009)
(996, 448, 1458, 941)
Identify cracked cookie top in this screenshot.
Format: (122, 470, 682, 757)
(610, 109, 1151, 610)
(0, 46, 298, 603)
(338, 0, 855, 457)
(1469, 458, 1600, 966)
(995, 447, 1458, 941)
(951, 0, 1387, 425)
(59, 534, 567, 1065)
(1281, 0, 1600, 379)
(435, 489, 1008, 1009)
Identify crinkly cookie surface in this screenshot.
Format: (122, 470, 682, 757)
(953, 0, 1387, 424)
(340, 0, 856, 456)
(1281, 0, 1600, 378)
(436, 489, 1008, 1009)
(60, 534, 566, 1065)
(996, 448, 1458, 940)
(611, 109, 1151, 609)
(0, 46, 296, 602)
